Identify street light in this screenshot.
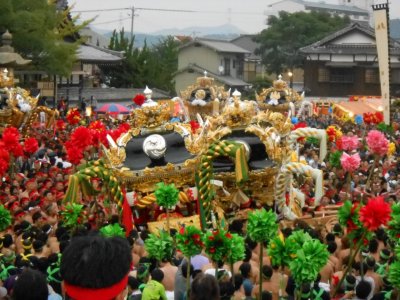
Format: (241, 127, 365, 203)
(288, 71, 293, 89)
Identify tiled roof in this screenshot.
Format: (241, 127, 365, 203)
(175, 64, 250, 87)
(179, 38, 250, 54)
(300, 22, 400, 55)
(268, 0, 368, 15)
(77, 44, 124, 63)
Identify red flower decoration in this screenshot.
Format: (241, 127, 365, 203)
(66, 108, 81, 125)
(360, 196, 391, 231)
(118, 122, 130, 133)
(133, 94, 146, 106)
(70, 127, 93, 150)
(66, 146, 83, 165)
(190, 121, 200, 134)
(23, 138, 39, 154)
(56, 119, 66, 130)
(2, 127, 22, 157)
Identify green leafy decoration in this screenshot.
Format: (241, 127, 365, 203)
(0, 205, 11, 231)
(387, 203, 400, 241)
(268, 236, 291, 267)
(247, 208, 278, 243)
(285, 230, 312, 259)
(145, 230, 174, 262)
(227, 233, 245, 264)
(100, 223, 125, 238)
(306, 136, 319, 146)
(329, 151, 342, 168)
(176, 226, 204, 258)
(60, 204, 84, 227)
(377, 122, 393, 134)
(388, 260, 400, 289)
(338, 201, 361, 229)
(204, 228, 233, 263)
(289, 239, 329, 285)
(155, 182, 179, 209)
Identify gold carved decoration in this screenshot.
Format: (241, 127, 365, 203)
(130, 104, 171, 129)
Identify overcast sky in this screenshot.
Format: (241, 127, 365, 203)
(71, 0, 400, 34)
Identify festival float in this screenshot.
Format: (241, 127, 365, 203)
(0, 30, 58, 133)
(63, 74, 328, 232)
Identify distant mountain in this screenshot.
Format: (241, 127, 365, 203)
(149, 23, 244, 36)
(96, 23, 243, 48)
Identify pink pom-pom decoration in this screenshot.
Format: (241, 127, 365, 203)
(340, 136, 359, 151)
(366, 130, 389, 156)
(340, 152, 361, 173)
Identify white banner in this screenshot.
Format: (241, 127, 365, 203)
(373, 5, 390, 124)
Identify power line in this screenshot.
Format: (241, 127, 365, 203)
(72, 7, 196, 13)
(91, 17, 131, 26)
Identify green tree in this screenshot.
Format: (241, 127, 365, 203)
(103, 29, 178, 94)
(255, 11, 350, 75)
(0, 0, 89, 76)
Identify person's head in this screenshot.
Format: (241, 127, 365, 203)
(369, 239, 379, 253)
(327, 241, 337, 254)
(150, 268, 164, 283)
(262, 265, 273, 280)
(380, 249, 391, 262)
(190, 274, 219, 300)
(365, 256, 375, 270)
(127, 276, 139, 293)
(242, 279, 253, 297)
(355, 280, 372, 300)
(344, 275, 356, 292)
(60, 234, 132, 300)
(261, 291, 272, 300)
(13, 269, 48, 300)
(233, 274, 243, 291)
(181, 261, 194, 279)
(219, 281, 235, 300)
(239, 262, 251, 278)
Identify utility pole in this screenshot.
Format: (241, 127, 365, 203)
(130, 6, 135, 43)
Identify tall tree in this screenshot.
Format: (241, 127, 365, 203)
(103, 29, 178, 94)
(255, 11, 350, 75)
(0, 0, 89, 76)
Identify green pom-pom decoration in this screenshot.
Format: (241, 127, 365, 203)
(388, 203, 400, 242)
(306, 136, 319, 146)
(329, 151, 342, 168)
(60, 204, 84, 227)
(176, 226, 204, 258)
(377, 122, 393, 134)
(289, 239, 329, 285)
(100, 223, 125, 238)
(388, 260, 400, 289)
(338, 201, 361, 228)
(204, 228, 234, 263)
(227, 233, 245, 264)
(247, 208, 278, 243)
(0, 205, 11, 231)
(268, 236, 290, 267)
(155, 182, 179, 209)
(145, 230, 174, 262)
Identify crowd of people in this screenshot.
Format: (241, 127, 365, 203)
(0, 102, 399, 300)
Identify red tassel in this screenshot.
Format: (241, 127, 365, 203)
(121, 188, 134, 237)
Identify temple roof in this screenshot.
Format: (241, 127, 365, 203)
(77, 44, 124, 64)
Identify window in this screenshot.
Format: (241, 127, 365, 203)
(392, 69, 400, 83)
(233, 60, 236, 69)
(224, 58, 231, 76)
(318, 67, 330, 82)
(365, 69, 379, 83)
(330, 68, 354, 83)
